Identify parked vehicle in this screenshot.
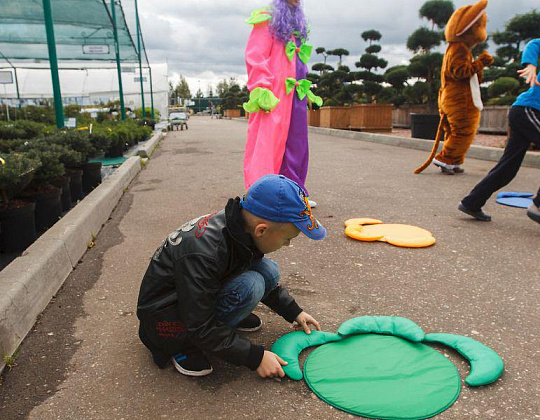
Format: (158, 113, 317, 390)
(167, 112, 189, 131)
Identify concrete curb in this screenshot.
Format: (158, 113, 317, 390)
(0, 155, 143, 373)
(138, 131, 164, 158)
(229, 118, 540, 169)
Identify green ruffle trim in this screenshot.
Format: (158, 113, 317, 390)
(245, 7, 272, 25)
(307, 90, 323, 107)
(243, 87, 280, 113)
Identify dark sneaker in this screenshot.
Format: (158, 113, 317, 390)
(171, 349, 213, 377)
(453, 166, 465, 174)
(458, 202, 491, 221)
(433, 161, 455, 175)
(237, 313, 262, 332)
(527, 203, 540, 224)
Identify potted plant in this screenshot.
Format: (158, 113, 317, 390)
(348, 30, 393, 132)
(0, 152, 41, 252)
(48, 131, 94, 201)
(47, 140, 81, 211)
(17, 142, 66, 231)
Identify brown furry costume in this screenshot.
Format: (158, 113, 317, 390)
(415, 0, 493, 174)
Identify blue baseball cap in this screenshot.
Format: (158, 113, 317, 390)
(240, 175, 326, 240)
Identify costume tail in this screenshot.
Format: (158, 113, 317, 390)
(414, 114, 446, 174)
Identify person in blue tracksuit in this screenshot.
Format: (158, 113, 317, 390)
(459, 38, 540, 224)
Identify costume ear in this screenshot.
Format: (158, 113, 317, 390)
(271, 331, 342, 380)
(456, 0, 488, 37)
(445, 0, 488, 42)
(337, 316, 426, 342)
(424, 333, 504, 386)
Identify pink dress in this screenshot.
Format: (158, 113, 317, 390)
(244, 21, 296, 189)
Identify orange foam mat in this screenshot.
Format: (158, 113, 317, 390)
(345, 218, 436, 248)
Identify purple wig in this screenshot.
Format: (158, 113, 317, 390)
(269, 0, 308, 44)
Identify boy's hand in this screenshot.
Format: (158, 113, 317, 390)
(294, 311, 321, 334)
(518, 64, 540, 88)
(257, 351, 287, 378)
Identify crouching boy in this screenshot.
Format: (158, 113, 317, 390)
(137, 175, 326, 378)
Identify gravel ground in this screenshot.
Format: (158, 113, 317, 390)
(388, 128, 510, 149)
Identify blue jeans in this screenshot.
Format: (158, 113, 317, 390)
(215, 258, 280, 327)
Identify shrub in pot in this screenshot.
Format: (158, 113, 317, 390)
(0, 152, 41, 252)
(48, 131, 96, 200)
(115, 122, 136, 148)
(29, 137, 82, 211)
(0, 120, 51, 140)
(18, 142, 66, 231)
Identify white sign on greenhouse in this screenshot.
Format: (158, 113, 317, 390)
(0, 71, 13, 84)
(82, 45, 110, 55)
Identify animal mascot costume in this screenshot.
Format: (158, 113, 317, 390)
(415, 0, 493, 175)
(243, 0, 322, 195)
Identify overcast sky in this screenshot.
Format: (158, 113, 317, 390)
(122, 0, 539, 95)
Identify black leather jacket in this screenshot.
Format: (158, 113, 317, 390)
(137, 198, 302, 370)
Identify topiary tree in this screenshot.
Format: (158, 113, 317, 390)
(406, 27, 442, 54)
(327, 48, 350, 67)
(384, 65, 411, 106)
(487, 77, 520, 105)
(355, 30, 388, 103)
(315, 47, 329, 65)
(312, 63, 334, 75)
(485, 11, 540, 104)
(419, 0, 456, 30)
(405, 0, 454, 110)
(311, 60, 352, 106)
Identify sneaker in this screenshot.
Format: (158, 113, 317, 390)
(236, 313, 262, 332)
(171, 349, 213, 377)
(458, 202, 491, 221)
(308, 199, 317, 208)
(453, 166, 465, 174)
(527, 203, 540, 224)
(433, 161, 455, 175)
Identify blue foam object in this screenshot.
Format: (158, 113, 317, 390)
(496, 192, 533, 209)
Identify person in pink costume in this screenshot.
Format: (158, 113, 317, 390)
(243, 0, 322, 200)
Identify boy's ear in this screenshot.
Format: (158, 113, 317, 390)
(254, 223, 268, 238)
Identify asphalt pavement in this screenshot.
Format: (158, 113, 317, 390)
(1, 116, 539, 419)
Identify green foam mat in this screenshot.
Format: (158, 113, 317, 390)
(304, 334, 461, 419)
(89, 156, 127, 166)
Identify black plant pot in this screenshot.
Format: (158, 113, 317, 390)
(82, 161, 102, 194)
(51, 174, 72, 212)
(411, 113, 441, 140)
(22, 187, 63, 231)
(0, 201, 37, 253)
(66, 168, 84, 202)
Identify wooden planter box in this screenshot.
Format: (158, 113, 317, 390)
(349, 104, 393, 132)
(224, 109, 241, 118)
(392, 104, 431, 128)
(308, 109, 320, 127)
(479, 106, 509, 134)
(319, 106, 350, 129)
